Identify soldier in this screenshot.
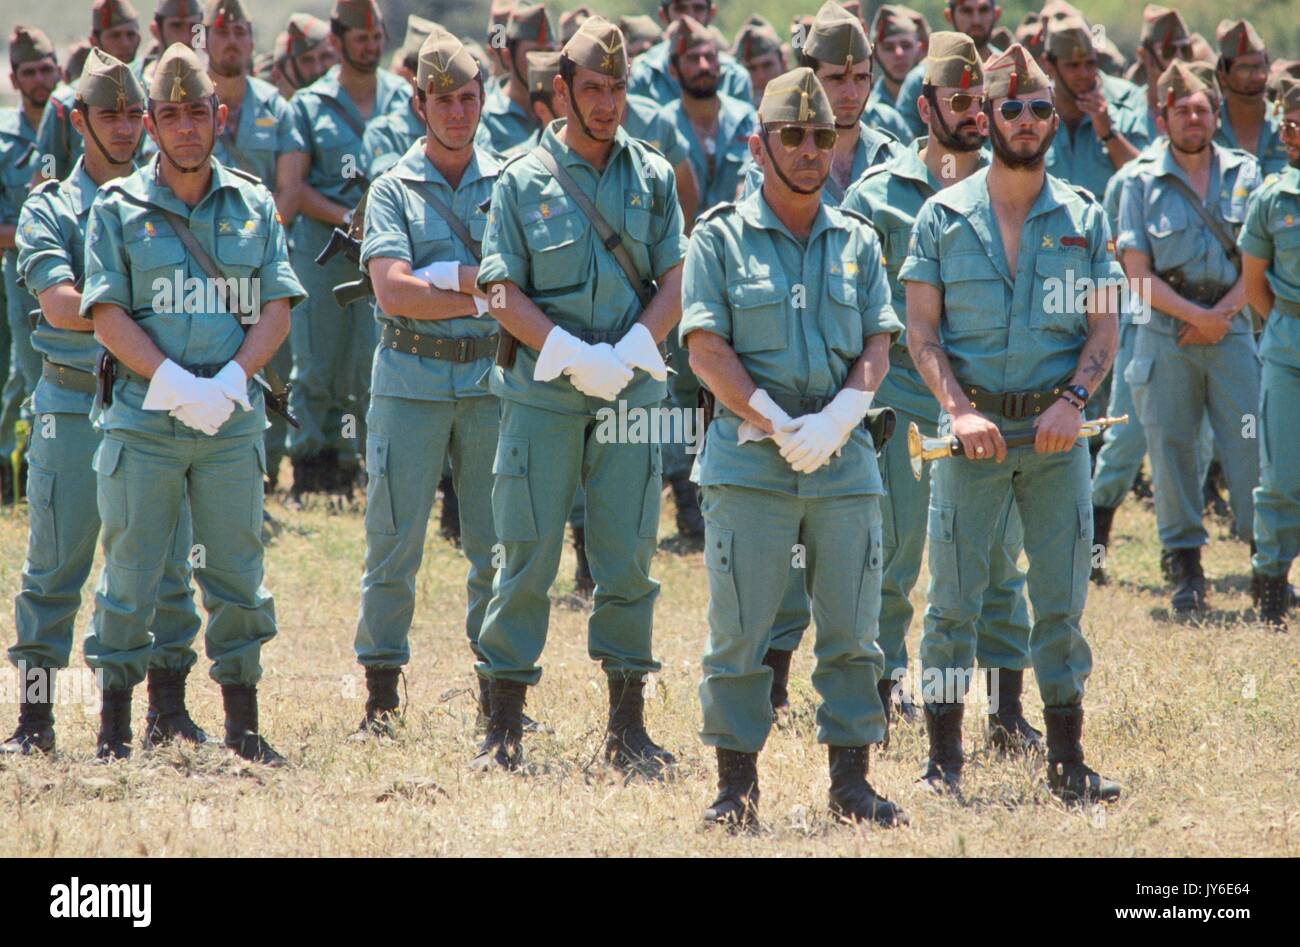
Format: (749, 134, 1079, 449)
(3, 50, 205, 756)
(80, 43, 305, 762)
(1214, 20, 1291, 177)
(900, 44, 1122, 803)
(1241, 78, 1300, 627)
(485, 0, 517, 85)
(1043, 16, 1148, 201)
(731, 16, 785, 107)
(1, 28, 59, 504)
(869, 5, 924, 108)
(1132, 6, 1194, 136)
(618, 15, 662, 62)
(895, 0, 1003, 141)
(269, 14, 336, 101)
(683, 67, 906, 829)
(139, 0, 205, 85)
(841, 32, 1040, 751)
(363, 15, 439, 180)
(352, 29, 506, 732)
(66, 44, 95, 86)
(473, 17, 684, 774)
(283, 0, 411, 499)
(476, 3, 555, 155)
(1117, 62, 1263, 617)
(628, 0, 751, 107)
(559, 7, 592, 44)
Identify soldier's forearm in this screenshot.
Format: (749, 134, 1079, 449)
(846, 332, 891, 393)
(488, 282, 558, 351)
(1071, 312, 1118, 394)
(233, 298, 291, 377)
(1242, 255, 1274, 318)
(296, 183, 350, 227)
(369, 259, 480, 321)
(1103, 133, 1138, 170)
(92, 304, 167, 377)
(674, 162, 699, 235)
(639, 263, 683, 344)
(38, 283, 93, 332)
(686, 330, 769, 431)
(907, 319, 970, 418)
(1121, 250, 1205, 325)
(0, 224, 15, 249)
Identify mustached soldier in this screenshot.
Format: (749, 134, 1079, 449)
(627, 0, 752, 106)
(474, 17, 684, 774)
(901, 45, 1122, 803)
(683, 68, 906, 830)
(4, 50, 204, 756)
(80, 44, 305, 762)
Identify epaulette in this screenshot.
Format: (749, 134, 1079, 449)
(224, 165, 265, 187)
(31, 176, 60, 196)
(836, 206, 873, 228)
(1070, 183, 1101, 205)
(696, 201, 736, 224)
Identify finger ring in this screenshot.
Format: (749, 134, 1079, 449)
(975, 445, 985, 456)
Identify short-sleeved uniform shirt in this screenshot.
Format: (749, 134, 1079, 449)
(80, 155, 305, 437)
(1046, 105, 1151, 201)
(628, 40, 753, 106)
(31, 84, 81, 182)
(0, 108, 38, 229)
(1116, 142, 1262, 336)
(664, 93, 757, 220)
(1239, 165, 1300, 369)
(864, 97, 912, 144)
(475, 90, 539, 155)
(680, 190, 901, 497)
(361, 140, 501, 402)
(363, 103, 426, 178)
(739, 118, 902, 207)
(1214, 99, 1291, 177)
(900, 166, 1123, 404)
(477, 119, 686, 416)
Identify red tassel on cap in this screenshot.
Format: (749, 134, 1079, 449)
(1008, 70, 1018, 97)
(960, 64, 970, 89)
(1166, 87, 1175, 109)
(538, 14, 547, 46)
(1236, 28, 1247, 56)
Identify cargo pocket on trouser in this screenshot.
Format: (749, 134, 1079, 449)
(364, 435, 397, 536)
(250, 440, 268, 531)
(704, 520, 740, 635)
(854, 521, 885, 642)
(1070, 499, 1093, 613)
(93, 436, 126, 531)
(492, 435, 537, 542)
(926, 502, 960, 612)
(637, 443, 663, 539)
(25, 464, 57, 572)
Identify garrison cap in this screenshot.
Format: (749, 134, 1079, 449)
(561, 16, 627, 78)
(758, 66, 835, 125)
(506, 4, 552, 45)
(870, 5, 920, 44)
(283, 13, 329, 59)
(733, 15, 782, 62)
(618, 15, 662, 49)
(1046, 16, 1095, 63)
(1215, 20, 1265, 59)
(1157, 60, 1219, 110)
(78, 46, 146, 110)
(1099, 38, 1127, 74)
(155, 0, 201, 17)
(560, 6, 592, 44)
(1269, 61, 1300, 100)
(983, 43, 1052, 100)
(92, 0, 139, 32)
(903, 6, 929, 43)
(840, 0, 863, 21)
(460, 38, 489, 70)
(922, 31, 982, 89)
(1040, 1, 1083, 22)
(526, 49, 561, 93)
(8, 26, 55, 68)
(1188, 34, 1216, 63)
(66, 42, 94, 83)
(416, 30, 478, 94)
(203, 0, 249, 27)
(803, 1, 873, 69)
(989, 26, 1014, 52)
(490, 0, 516, 26)
(1277, 77, 1300, 115)
(1139, 5, 1190, 55)
(1014, 13, 1044, 51)
(331, 0, 382, 32)
(148, 42, 214, 101)
(401, 14, 440, 56)
(666, 15, 714, 57)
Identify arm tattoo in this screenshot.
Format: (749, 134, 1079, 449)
(1084, 349, 1109, 382)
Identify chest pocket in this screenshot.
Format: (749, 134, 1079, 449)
(1143, 192, 1199, 271)
(1273, 224, 1300, 254)
(310, 112, 362, 181)
(524, 204, 589, 293)
(939, 252, 1006, 336)
(408, 211, 454, 264)
(215, 218, 266, 275)
(823, 276, 864, 358)
(1031, 251, 1089, 334)
(125, 234, 187, 311)
(623, 188, 658, 247)
(727, 277, 788, 354)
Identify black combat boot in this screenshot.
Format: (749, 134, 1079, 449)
(95, 688, 133, 761)
(762, 647, 793, 712)
(221, 685, 285, 766)
(318, 447, 341, 493)
(605, 676, 676, 774)
(1203, 460, 1230, 519)
(1252, 570, 1290, 629)
(828, 745, 907, 827)
(471, 679, 527, 771)
(476, 673, 545, 733)
(335, 452, 361, 500)
(984, 667, 1043, 754)
(438, 474, 461, 545)
(289, 454, 317, 504)
(1091, 505, 1116, 584)
(142, 667, 209, 748)
(1166, 547, 1207, 617)
(877, 677, 895, 749)
(1, 668, 56, 756)
(357, 667, 401, 736)
(919, 704, 963, 793)
(571, 526, 594, 598)
(702, 748, 760, 830)
(669, 473, 704, 541)
(1043, 705, 1121, 804)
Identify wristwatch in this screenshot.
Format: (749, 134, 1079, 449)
(1062, 384, 1090, 410)
(1099, 128, 1116, 143)
(341, 208, 354, 227)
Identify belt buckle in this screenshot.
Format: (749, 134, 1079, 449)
(1001, 391, 1027, 420)
(455, 338, 470, 362)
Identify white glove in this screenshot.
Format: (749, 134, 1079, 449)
(779, 388, 874, 474)
(737, 388, 794, 446)
(412, 260, 460, 292)
(472, 296, 490, 317)
(612, 323, 668, 381)
(533, 327, 633, 400)
(213, 361, 253, 412)
(170, 391, 232, 436)
(141, 358, 204, 411)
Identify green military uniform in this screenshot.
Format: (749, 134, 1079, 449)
(1240, 80, 1300, 621)
(1211, 22, 1291, 177)
(361, 15, 437, 179)
(287, 0, 412, 479)
(354, 34, 502, 686)
(476, 4, 553, 154)
(628, 18, 752, 106)
(80, 48, 305, 711)
(900, 46, 1124, 800)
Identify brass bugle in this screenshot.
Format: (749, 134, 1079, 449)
(908, 415, 1129, 480)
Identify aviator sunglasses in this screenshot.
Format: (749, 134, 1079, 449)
(767, 124, 838, 150)
(996, 98, 1055, 122)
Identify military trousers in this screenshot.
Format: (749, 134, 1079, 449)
(921, 440, 1094, 709)
(85, 428, 276, 691)
(286, 216, 375, 463)
(355, 393, 499, 668)
(1252, 356, 1300, 576)
(1130, 326, 1260, 548)
(262, 336, 294, 483)
(1091, 321, 1149, 509)
(698, 484, 887, 753)
(0, 252, 37, 460)
(476, 400, 662, 685)
(661, 329, 699, 481)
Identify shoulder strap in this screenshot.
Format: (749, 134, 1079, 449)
(313, 93, 367, 141)
(529, 145, 653, 308)
(218, 129, 262, 182)
(1161, 173, 1241, 269)
(404, 179, 481, 262)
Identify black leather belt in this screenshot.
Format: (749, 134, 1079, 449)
(42, 359, 97, 394)
(380, 325, 498, 363)
(965, 385, 1064, 420)
(119, 362, 223, 386)
(1162, 273, 1231, 307)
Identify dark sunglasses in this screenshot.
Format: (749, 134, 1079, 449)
(938, 91, 984, 114)
(767, 124, 838, 150)
(997, 98, 1055, 122)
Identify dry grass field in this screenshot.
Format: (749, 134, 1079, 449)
(0, 475, 1297, 857)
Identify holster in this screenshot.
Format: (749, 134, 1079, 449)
(696, 386, 716, 451)
(94, 349, 116, 410)
(495, 329, 520, 369)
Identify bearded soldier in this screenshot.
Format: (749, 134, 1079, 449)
(269, 14, 336, 101)
(628, 0, 751, 106)
(683, 67, 907, 829)
(473, 17, 684, 774)
(1214, 19, 1291, 177)
(4, 51, 204, 756)
(901, 45, 1122, 803)
(895, 0, 1004, 141)
(80, 44, 305, 762)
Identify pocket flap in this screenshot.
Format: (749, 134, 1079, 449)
(1123, 355, 1153, 385)
(927, 503, 955, 543)
(365, 435, 390, 477)
(493, 435, 529, 477)
(726, 278, 786, 308)
(26, 465, 54, 510)
(704, 525, 734, 574)
(93, 436, 124, 476)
